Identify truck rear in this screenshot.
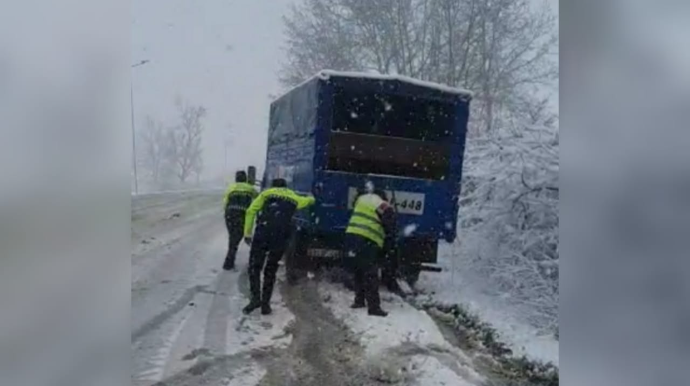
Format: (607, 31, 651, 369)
(263, 70, 471, 284)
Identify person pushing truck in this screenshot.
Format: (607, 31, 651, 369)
(345, 183, 398, 316)
(222, 170, 258, 270)
(242, 178, 316, 315)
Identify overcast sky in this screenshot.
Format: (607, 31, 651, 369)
(132, 0, 293, 180)
(131, 0, 559, 181)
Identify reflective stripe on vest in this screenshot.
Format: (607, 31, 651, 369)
(346, 195, 385, 248)
(229, 183, 256, 194)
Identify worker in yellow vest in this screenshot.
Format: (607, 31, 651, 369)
(345, 186, 398, 317)
(222, 171, 258, 270)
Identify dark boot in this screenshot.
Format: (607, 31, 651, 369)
(368, 307, 388, 317)
(351, 294, 366, 309)
(261, 303, 272, 315)
(242, 300, 261, 315)
(351, 300, 366, 309)
(222, 256, 235, 271)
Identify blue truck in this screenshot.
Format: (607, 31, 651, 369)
(259, 70, 471, 285)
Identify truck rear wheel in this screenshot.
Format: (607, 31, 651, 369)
(397, 237, 437, 287)
(401, 264, 421, 287)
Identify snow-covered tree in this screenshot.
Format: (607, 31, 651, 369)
(457, 113, 559, 332)
(281, 0, 558, 133)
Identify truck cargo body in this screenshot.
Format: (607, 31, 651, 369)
(263, 71, 471, 282)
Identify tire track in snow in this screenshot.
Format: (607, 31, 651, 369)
(156, 234, 234, 379)
(202, 271, 234, 355)
(132, 196, 227, 385)
(132, 192, 294, 386)
(133, 305, 194, 385)
(132, 284, 208, 342)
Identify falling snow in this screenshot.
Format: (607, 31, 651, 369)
(403, 223, 418, 236)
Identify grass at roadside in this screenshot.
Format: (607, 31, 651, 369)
(413, 300, 559, 386)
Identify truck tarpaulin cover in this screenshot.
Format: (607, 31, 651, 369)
(269, 81, 318, 145)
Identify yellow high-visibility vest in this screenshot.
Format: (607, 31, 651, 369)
(243, 187, 315, 238)
(346, 193, 385, 248)
(223, 182, 257, 209)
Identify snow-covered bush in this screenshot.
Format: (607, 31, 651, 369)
(455, 121, 559, 333)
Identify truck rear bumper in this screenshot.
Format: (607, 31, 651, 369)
(418, 263, 443, 273)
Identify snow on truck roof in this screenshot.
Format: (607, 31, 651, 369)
(273, 70, 473, 102)
(317, 70, 474, 98)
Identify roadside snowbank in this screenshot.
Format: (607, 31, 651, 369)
(319, 281, 484, 385)
(224, 363, 266, 386)
(420, 244, 559, 366)
(407, 356, 477, 386)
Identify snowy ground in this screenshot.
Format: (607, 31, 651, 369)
(319, 281, 485, 385)
(419, 244, 559, 366)
(131, 191, 556, 386)
(131, 192, 296, 386)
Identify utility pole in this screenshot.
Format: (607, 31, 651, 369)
(131, 59, 149, 195)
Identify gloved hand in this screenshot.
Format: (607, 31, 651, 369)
(244, 237, 252, 246)
(312, 182, 323, 196)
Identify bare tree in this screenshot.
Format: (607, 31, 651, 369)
(281, 0, 558, 133)
(280, 0, 363, 86)
(192, 156, 203, 185)
(167, 98, 206, 184)
(139, 116, 169, 184)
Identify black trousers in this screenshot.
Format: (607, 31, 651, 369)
(248, 236, 289, 305)
(224, 212, 244, 267)
(346, 234, 382, 311)
(380, 246, 399, 290)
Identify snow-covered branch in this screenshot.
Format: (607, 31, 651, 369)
(456, 121, 559, 333)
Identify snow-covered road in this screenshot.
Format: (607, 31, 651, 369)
(132, 192, 294, 386)
(131, 191, 546, 386)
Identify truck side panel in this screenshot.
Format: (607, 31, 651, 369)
(444, 94, 471, 238)
(312, 79, 332, 178)
(264, 79, 319, 198)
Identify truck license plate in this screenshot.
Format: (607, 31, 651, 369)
(348, 187, 425, 215)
